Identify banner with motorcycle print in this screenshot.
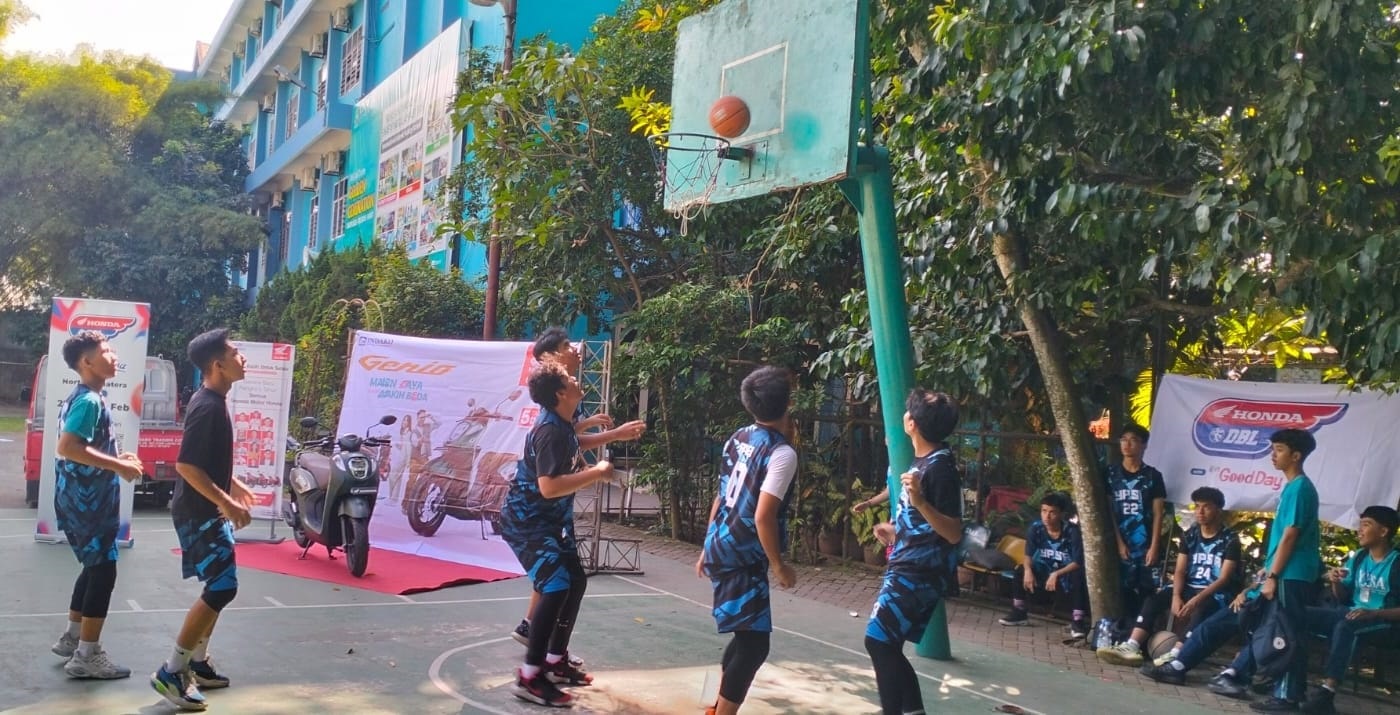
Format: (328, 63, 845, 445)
(35, 297, 149, 546)
(227, 341, 295, 523)
(339, 330, 536, 574)
(1146, 374, 1400, 527)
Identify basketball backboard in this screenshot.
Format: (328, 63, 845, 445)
(664, 0, 861, 212)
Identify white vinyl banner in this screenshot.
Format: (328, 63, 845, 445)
(338, 331, 536, 573)
(1146, 374, 1400, 527)
(228, 342, 296, 522)
(35, 298, 150, 545)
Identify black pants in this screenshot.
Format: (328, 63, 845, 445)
(1134, 585, 1221, 635)
(1011, 564, 1089, 616)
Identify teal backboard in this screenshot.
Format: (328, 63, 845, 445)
(665, 0, 861, 213)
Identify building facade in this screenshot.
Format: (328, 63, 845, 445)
(194, 0, 620, 297)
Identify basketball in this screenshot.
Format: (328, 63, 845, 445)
(708, 95, 751, 138)
(1147, 630, 1180, 660)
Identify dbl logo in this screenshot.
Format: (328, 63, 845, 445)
(1192, 399, 1347, 459)
(70, 315, 137, 339)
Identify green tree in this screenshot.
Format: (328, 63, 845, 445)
(862, 0, 1400, 617)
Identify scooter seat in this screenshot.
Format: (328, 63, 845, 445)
(298, 452, 332, 475)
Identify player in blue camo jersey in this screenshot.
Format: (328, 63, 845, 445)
(696, 366, 799, 715)
(999, 491, 1089, 636)
(864, 388, 963, 715)
(1099, 486, 1240, 667)
(51, 331, 145, 680)
(1105, 424, 1168, 623)
(500, 364, 616, 708)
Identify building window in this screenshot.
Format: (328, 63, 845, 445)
(280, 209, 292, 267)
(308, 196, 319, 250)
(332, 178, 347, 238)
(247, 136, 257, 170)
(286, 88, 299, 139)
(316, 63, 327, 111)
(340, 26, 363, 94)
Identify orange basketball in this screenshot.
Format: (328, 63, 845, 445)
(708, 95, 751, 139)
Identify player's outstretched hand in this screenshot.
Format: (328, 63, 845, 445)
(775, 563, 797, 589)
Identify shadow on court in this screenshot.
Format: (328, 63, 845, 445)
(0, 509, 1224, 714)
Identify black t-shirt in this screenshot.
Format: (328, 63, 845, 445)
(173, 387, 234, 521)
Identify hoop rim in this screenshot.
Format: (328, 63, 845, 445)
(648, 131, 732, 151)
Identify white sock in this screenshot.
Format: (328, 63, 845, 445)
(545, 653, 564, 665)
(1122, 640, 1141, 652)
(66, 620, 81, 638)
(165, 645, 193, 673)
(1221, 668, 1236, 678)
(192, 638, 209, 662)
(76, 640, 98, 658)
(521, 663, 541, 679)
(1169, 660, 1185, 671)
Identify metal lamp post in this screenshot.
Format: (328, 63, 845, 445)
(469, 0, 516, 340)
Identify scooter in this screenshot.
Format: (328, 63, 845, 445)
(282, 414, 396, 577)
(404, 403, 518, 539)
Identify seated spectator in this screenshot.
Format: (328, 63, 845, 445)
(999, 492, 1089, 637)
(1099, 487, 1240, 667)
(1297, 505, 1400, 715)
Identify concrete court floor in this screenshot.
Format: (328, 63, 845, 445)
(0, 509, 1229, 715)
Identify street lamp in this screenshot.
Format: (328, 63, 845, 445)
(469, 0, 516, 340)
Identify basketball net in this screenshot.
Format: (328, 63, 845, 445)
(649, 132, 729, 236)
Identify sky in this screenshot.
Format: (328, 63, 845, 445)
(2, 0, 230, 71)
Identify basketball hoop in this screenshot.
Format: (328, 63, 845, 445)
(649, 132, 751, 236)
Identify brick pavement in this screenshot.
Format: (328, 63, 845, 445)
(597, 520, 1397, 714)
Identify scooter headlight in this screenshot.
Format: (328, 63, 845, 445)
(347, 455, 371, 480)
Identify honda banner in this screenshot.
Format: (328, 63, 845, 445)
(35, 298, 150, 545)
(228, 341, 295, 522)
(338, 331, 536, 573)
(1146, 374, 1400, 527)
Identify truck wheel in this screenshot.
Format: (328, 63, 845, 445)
(406, 477, 447, 537)
(343, 516, 369, 577)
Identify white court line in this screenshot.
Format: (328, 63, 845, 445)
(264, 596, 286, 608)
(429, 637, 518, 715)
(612, 575, 1048, 715)
(126, 600, 143, 612)
(0, 592, 659, 620)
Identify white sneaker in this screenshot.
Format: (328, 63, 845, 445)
(64, 647, 132, 679)
(1152, 650, 1178, 667)
(51, 631, 79, 658)
(1095, 641, 1143, 666)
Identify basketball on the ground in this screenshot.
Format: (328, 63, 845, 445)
(1147, 630, 1179, 659)
(708, 95, 751, 138)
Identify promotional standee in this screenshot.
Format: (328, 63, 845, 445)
(338, 331, 536, 575)
(1147, 374, 1400, 527)
(227, 341, 296, 525)
(35, 298, 150, 545)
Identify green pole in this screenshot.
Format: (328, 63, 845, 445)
(838, 146, 952, 660)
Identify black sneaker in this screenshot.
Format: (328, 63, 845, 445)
(514, 668, 573, 707)
(1208, 673, 1250, 700)
(511, 620, 530, 646)
(1251, 677, 1278, 696)
(189, 658, 230, 689)
(544, 658, 593, 686)
(1249, 697, 1299, 712)
(1142, 663, 1186, 686)
(999, 608, 1029, 626)
(1300, 687, 1336, 715)
(1069, 619, 1090, 639)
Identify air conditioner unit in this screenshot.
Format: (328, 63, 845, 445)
(249, 21, 262, 37)
(259, 93, 276, 112)
(232, 46, 244, 60)
(299, 167, 319, 191)
(270, 193, 284, 209)
(332, 7, 351, 31)
(309, 33, 328, 58)
(321, 151, 343, 175)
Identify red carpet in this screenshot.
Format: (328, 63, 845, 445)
(174, 542, 519, 595)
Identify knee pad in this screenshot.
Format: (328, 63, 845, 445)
(201, 587, 237, 613)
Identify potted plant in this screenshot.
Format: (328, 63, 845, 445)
(851, 496, 889, 566)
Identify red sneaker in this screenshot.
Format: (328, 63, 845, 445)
(544, 658, 593, 686)
(514, 668, 573, 707)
